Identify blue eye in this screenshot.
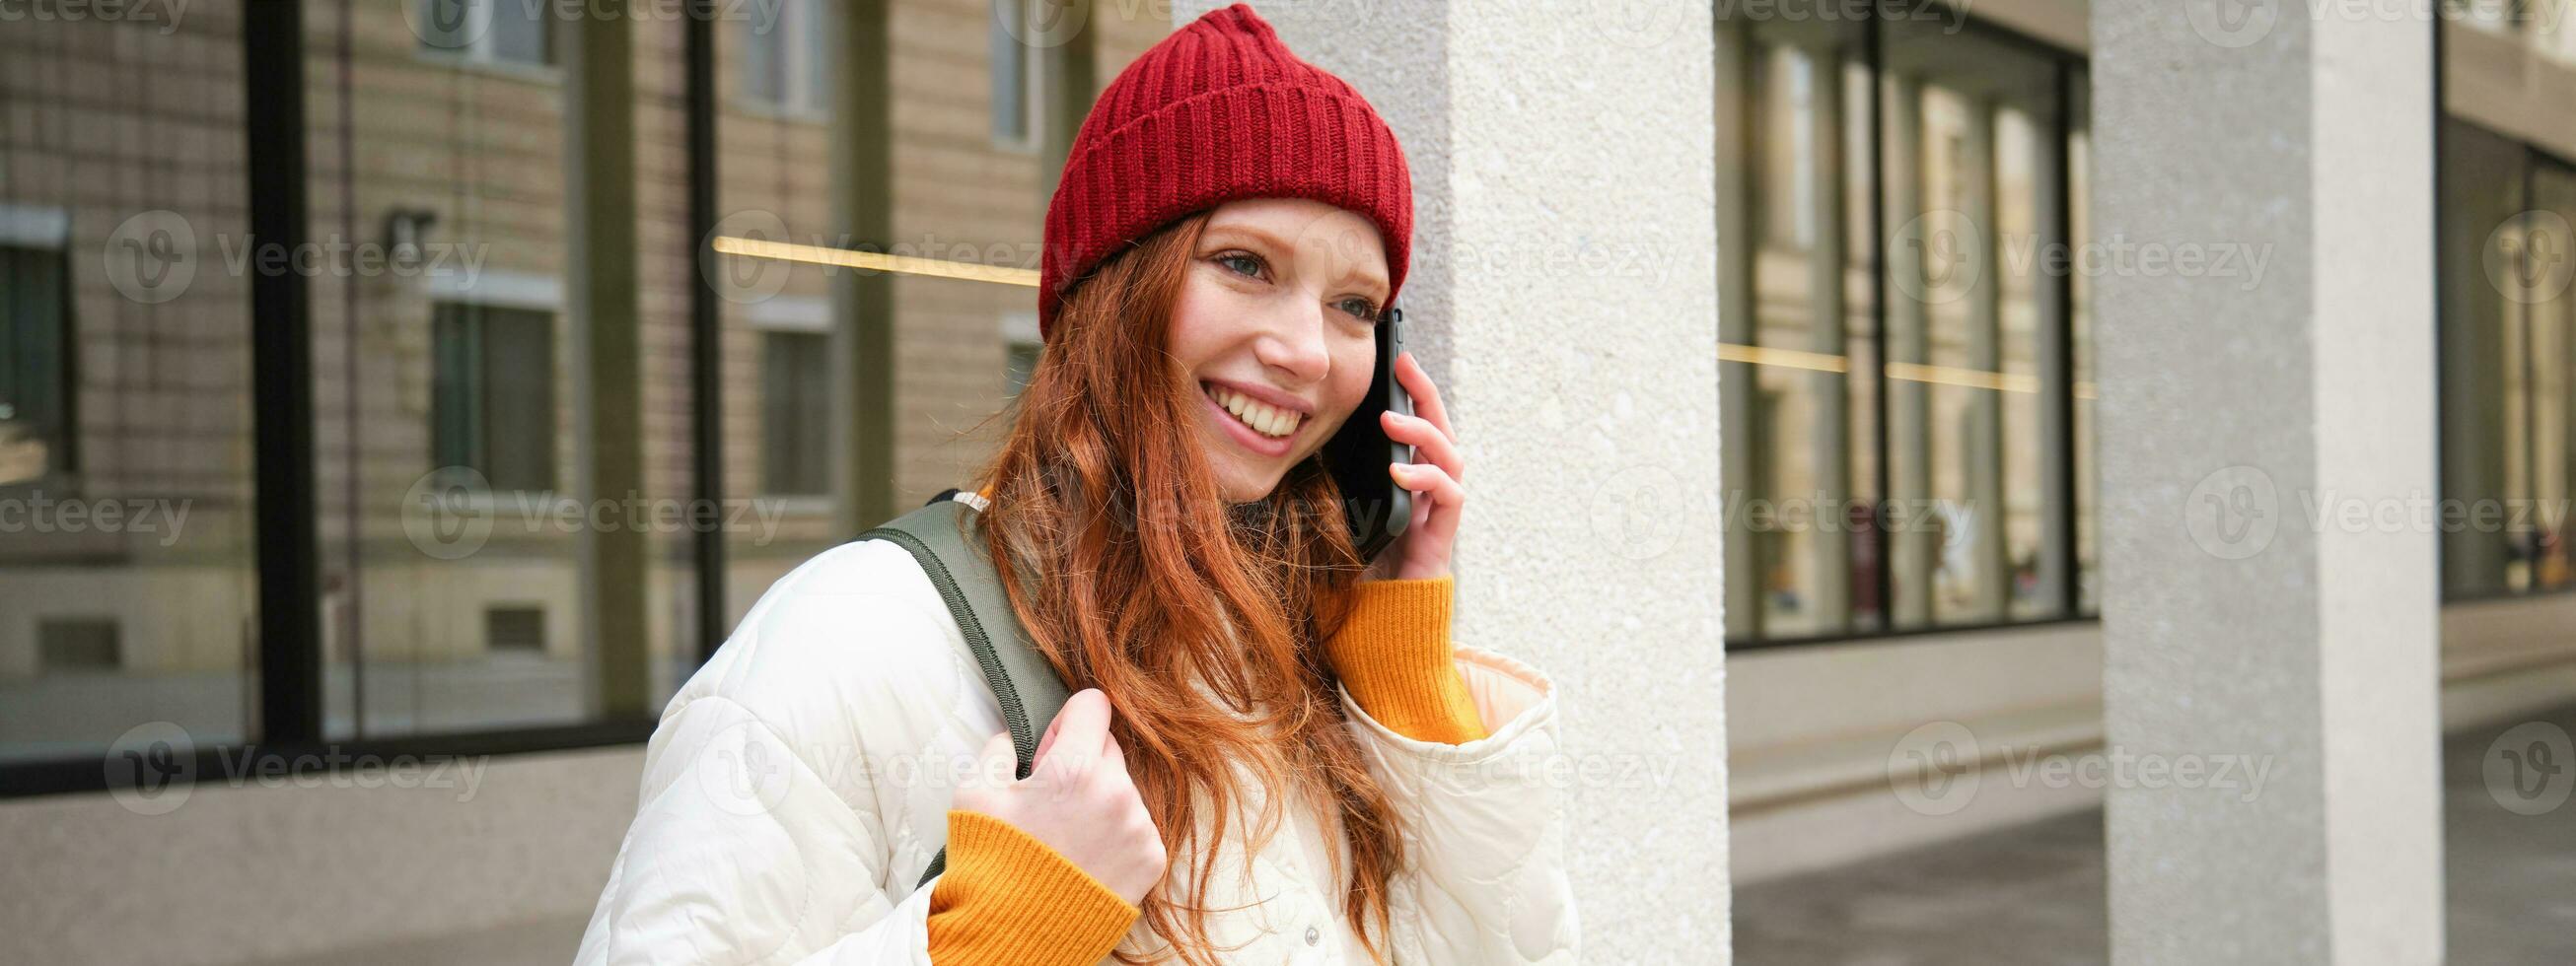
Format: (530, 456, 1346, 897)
(1338, 297, 1382, 321)
(1217, 252, 1264, 278)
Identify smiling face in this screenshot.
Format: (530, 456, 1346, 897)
(1168, 197, 1393, 505)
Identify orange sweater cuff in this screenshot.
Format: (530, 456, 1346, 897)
(1324, 576, 1488, 744)
(927, 810, 1138, 966)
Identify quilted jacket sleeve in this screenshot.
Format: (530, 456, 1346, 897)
(1340, 645, 1581, 964)
(572, 539, 982, 966)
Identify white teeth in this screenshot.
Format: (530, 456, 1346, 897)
(1206, 383, 1301, 439)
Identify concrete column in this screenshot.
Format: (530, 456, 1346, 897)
(2093, 3, 2443, 963)
(1173, 1, 1729, 960)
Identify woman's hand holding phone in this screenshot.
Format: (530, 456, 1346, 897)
(952, 689, 1168, 905)
(1362, 350, 1465, 583)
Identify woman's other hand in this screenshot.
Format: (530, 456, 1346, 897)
(1366, 349, 1464, 582)
(951, 688, 1169, 905)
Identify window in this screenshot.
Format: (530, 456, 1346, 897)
(761, 331, 830, 497)
(2, 0, 1180, 791)
(1007, 341, 1042, 396)
(991, 0, 1038, 147)
(431, 303, 558, 493)
(1003, 310, 1042, 397)
(1718, 10, 2092, 648)
(0, 244, 73, 486)
(36, 620, 120, 673)
(414, 0, 555, 68)
(485, 606, 547, 654)
(741, 0, 830, 115)
(0, 6, 257, 763)
(2440, 118, 2576, 596)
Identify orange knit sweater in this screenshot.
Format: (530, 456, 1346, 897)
(922, 574, 1486, 965)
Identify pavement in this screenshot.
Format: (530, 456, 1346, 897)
(1734, 702, 2576, 965)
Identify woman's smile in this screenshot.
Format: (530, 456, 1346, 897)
(1199, 380, 1301, 458)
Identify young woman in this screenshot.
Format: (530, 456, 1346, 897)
(572, 5, 1575, 964)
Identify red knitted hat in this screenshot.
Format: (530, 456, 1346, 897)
(1038, 2, 1413, 341)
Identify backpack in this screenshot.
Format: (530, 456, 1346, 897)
(855, 487, 1071, 889)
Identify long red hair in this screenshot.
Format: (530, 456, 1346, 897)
(965, 209, 1400, 965)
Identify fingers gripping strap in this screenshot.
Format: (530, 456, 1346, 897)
(856, 495, 1072, 892)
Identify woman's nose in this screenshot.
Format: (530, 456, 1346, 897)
(1253, 302, 1332, 384)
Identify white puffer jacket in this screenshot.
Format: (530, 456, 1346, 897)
(571, 514, 1580, 964)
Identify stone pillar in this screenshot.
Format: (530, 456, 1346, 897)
(1172, 0, 1730, 960)
(2093, 2, 2444, 962)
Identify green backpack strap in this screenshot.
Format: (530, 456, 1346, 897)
(854, 489, 1071, 891)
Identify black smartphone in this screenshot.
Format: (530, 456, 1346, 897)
(1322, 306, 1413, 561)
